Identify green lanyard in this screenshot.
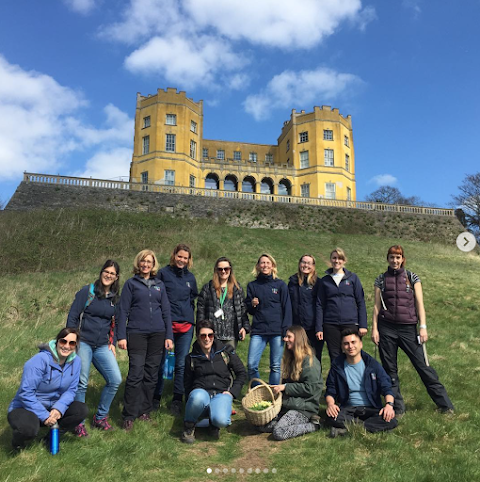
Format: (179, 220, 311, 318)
(220, 287, 228, 308)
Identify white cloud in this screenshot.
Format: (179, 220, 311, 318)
(77, 148, 132, 180)
(244, 67, 363, 121)
(369, 174, 398, 186)
(63, 0, 97, 15)
(402, 0, 422, 19)
(0, 56, 132, 181)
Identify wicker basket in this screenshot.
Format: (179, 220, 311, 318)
(242, 378, 282, 426)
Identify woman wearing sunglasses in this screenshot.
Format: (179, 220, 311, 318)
(181, 321, 246, 444)
(197, 257, 250, 349)
(66, 259, 122, 437)
(8, 328, 88, 452)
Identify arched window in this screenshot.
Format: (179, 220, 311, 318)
(278, 179, 291, 196)
(205, 173, 219, 190)
(242, 176, 256, 193)
(224, 175, 238, 191)
(261, 178, 274, 194)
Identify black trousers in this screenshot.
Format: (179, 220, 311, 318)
(378, 320, 454, 413)
(305, 329, 324, 368)
(8, 402, 88, 447)
(123, 332, 165, 420)
(326, 406, 398, 433)
(323, 324, 358, 362)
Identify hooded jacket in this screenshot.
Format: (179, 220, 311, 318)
(8, 341, 81, 421)
(288, 274, 319, 332)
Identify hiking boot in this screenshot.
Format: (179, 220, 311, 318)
(181, 422, 196, 444)
(122, 419, 134, 432)
(170, 400, 182, 417)
(138, 413, 152, 422)
(329, 427, 347, 438)
(92, 415, 113, 431)
(210, 425, 220, 440)
(74, 423, 90, 438)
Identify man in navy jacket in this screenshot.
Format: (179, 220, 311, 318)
(325, 328, 398, 437)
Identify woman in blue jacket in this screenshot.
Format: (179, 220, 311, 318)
(154, 244, 198, 416)
(316, 248, 367, 362)
(117, 249, 173, 431)
(8, 328, 88, 451)
(246, 253, 292, 385)
(288, 254, 323, 366)
(66, 259, 122, 437)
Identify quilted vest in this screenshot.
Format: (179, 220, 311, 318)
(379, 267, 417, 324)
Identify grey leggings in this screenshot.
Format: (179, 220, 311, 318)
(262, 410, 317, 441)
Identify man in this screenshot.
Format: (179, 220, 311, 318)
(325, 328, 398, 437)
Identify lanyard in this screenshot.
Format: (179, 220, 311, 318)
(220, 287, 228, 307)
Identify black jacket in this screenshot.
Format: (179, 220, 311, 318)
(184, 340, 246, 399)
(288, 274, 319, 332)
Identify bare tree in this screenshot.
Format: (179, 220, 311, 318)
(365, 186, 424, 206)
(452, 173, 480, 241)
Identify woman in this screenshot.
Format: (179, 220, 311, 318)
(154, 244, 198, 416)
(246, 253, 292, 385)
(259, 325, 322, 440)
(197, 257, 250, 349)
(371, 245, 454, 415)
(8, 328, 88, 451)
(66, 260, 122, 436)
(181, 321, 246, 444)
(288, 254, 323, 365)
(316, 248, 367, 362)
(117, 249, 173, 431)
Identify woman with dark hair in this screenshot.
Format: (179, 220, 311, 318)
(181, 321, 246, 444)
(66, 260, 122, 436)
(246, 253, 292, 385)
(371, 245, 454, 415)
(316, 247, 367, 362)
(197, 257, 250, 349)
(117, 249, 173, 431)
(288, 254, 323, 365)
(8, 328, 88, 451)
(154, 243, 198, 416)
(258, 325, 322, 440)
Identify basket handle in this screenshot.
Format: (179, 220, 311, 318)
(248, 378, 276, 404)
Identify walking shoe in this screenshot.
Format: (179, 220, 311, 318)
(310, 414, 322, 428)
(329, 427, 347, 438)
(74, 423, 90, 438)
(122, 419, 134, 432)
(181, 422, 196, 444)
(92, 415, 113, 431)
(170, 400, 182, 417)
(437, 407, 454, 415)
(138, 413, 152, 422)
(231, 409, 237, 415)
(209, 425, 220, 440)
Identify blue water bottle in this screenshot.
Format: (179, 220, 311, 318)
(163, 351, 175, 380)
(49, 422, 60, 455)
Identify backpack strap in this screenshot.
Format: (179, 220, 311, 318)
(85, 283, 95, 310)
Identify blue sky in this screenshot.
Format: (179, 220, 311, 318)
(1, 0, 479, 208)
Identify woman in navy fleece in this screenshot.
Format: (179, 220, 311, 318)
(117, 249, 173, 431)
(246, 253, 292, 385)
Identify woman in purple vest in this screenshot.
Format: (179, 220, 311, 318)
(371, 245, 454, 415)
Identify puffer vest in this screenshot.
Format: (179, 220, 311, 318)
(379, 267, 417, 324)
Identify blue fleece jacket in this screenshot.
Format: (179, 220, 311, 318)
(288, 274, 319, 332)
(316, 268, 367, 332)
(246, 274, 292, 336)
(157, 265, 198, 324)
(117, 275, 173, 340)
(9, 341, 81, 421)
(325, 350, 393, 409)
(66, 284, 117, 346)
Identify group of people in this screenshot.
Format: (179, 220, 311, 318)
(7, 244, 454, 450)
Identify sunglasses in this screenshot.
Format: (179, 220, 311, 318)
(199, 333, 214, 340)
(58, 338, 77, 348)
(217, 267, 231, 273)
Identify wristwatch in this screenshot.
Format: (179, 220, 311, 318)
(386, 402, 394, 407)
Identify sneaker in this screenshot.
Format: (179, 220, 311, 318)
(231, 409, 237, 416)
(437, 407, 454, 415)
(329, 427, 347, 438)
(122, 419, 134, 432)
(138, 413, 152, 422)
(170, 400, 182, 417)
(92, 415, 113, 431)
(181, 422, 196, 444)
(210, 425, 220, 440)
(74, 423, 90, 438)
(310, 414, 322, 429)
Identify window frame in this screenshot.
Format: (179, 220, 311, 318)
(165, 133, 176, 152)
(300, 150, 309, 169)
(324, 149, 334, 167)
(166, 114, 177, 126)
(142, 135, 150, 155)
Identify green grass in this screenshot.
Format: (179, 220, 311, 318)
(0, 209, 479, 482)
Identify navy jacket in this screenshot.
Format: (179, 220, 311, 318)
(117, 275, 172, 340)
(157, 265, 198, 324)
(288, 274, 319, 332)
(66, 284, 117, 346)
(316, 268, 367, 332)
(325, 350, 393, 409)
(245, 274, 292, 336)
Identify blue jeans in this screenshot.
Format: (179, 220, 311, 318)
(184, 389, 232, 428)
(247, 335, 284, 385)
(155, 325, 194, 399)
(75, 342, 122, 419)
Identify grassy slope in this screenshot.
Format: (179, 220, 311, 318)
(0, 210, 479, 482)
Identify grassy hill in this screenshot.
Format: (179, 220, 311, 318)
(0, 209, 479, 482)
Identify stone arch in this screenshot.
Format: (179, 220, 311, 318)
(278, 178, 292, 196)
(242, 176, 256, 193)
(261, 177, 274, 194)
(205, 173, 219, 190)
(224, 174, 238, 191)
